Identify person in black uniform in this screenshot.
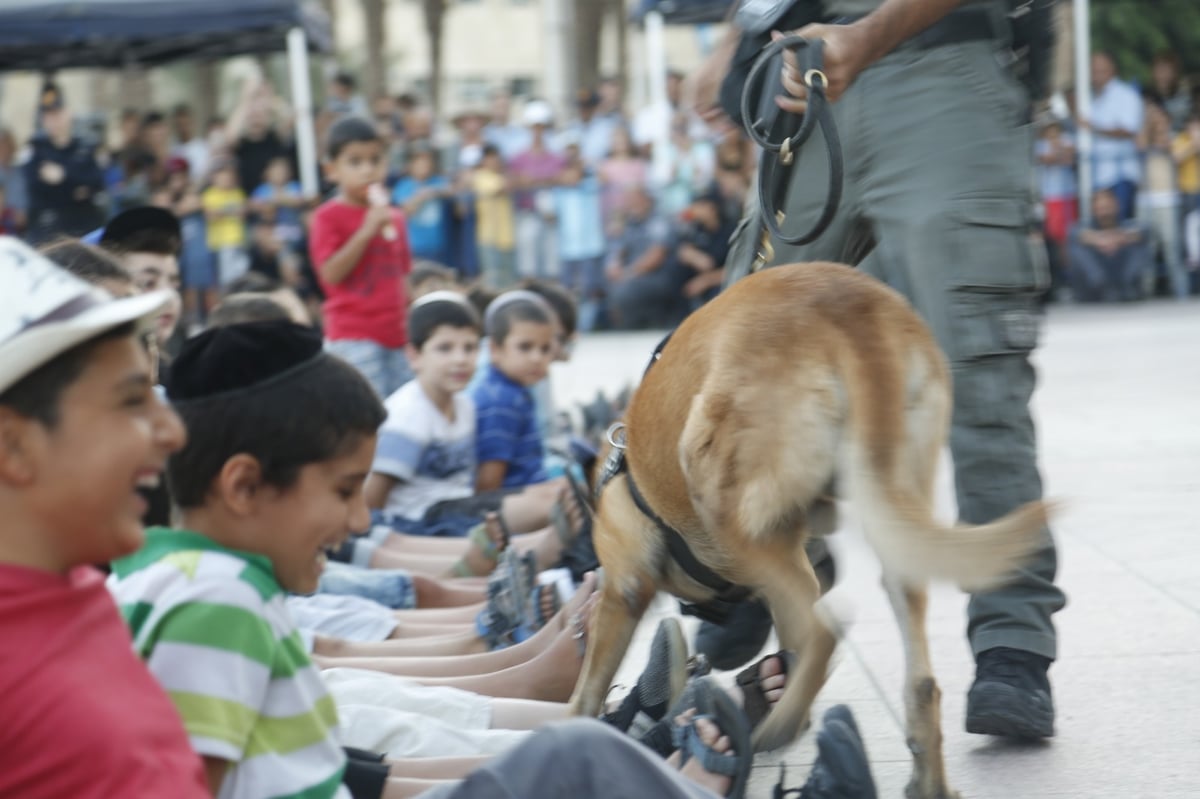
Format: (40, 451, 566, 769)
(24, 83, 105, 244)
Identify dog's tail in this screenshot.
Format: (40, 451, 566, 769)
(843, 451, 1051, 591)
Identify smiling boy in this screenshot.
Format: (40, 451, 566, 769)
(107, 320, 386, 799)
(0, 237, 205, 798)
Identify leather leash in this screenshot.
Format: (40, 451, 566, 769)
(740, 34, 844, 265)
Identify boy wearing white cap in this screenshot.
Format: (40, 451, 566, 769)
(0, 237, 205, 797)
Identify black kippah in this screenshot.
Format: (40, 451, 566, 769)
(166, 320, 325, 402)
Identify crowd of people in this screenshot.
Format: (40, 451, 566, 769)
(1038, 49, 1200, 302)
(2, 69, 757, 339)
(0, 63, 876, 796)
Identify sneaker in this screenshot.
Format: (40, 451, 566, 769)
(786, 705, 877, 799)
(602, 618, 688, 733)
(965, 646, 1055, 739)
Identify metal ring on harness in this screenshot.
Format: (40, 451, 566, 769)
(740, 34, 843, 249)
(605, 422, 627, 451)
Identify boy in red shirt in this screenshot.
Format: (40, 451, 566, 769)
(309, 116, 412, 397)
(0, 236, 207, 798)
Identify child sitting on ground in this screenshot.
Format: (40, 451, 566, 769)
(108, 320, 384, 798)
(471, 292, 558, 492)
(0, 237, 206, 797)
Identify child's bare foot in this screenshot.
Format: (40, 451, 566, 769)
(668, 712, 733, 797)
(449, 514, 510, 578)
(522, 593, 595, 701)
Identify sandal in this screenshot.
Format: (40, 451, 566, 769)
(671, 677, 754, 799)
(511, 583, 562, 643)
(467, 515, 508, 563)
(550, 486, 593, 547)
(734, 649, 794, 732)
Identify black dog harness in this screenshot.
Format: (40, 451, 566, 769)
(594, 334, 753, 625)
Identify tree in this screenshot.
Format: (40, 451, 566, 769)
(423, 0, 448, 116)
(1090, 0, 1200, 85)
(361, 0, 388, 99)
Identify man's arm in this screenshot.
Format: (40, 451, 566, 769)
(629, 243, 669, 277)
(777, 0, 965, 113)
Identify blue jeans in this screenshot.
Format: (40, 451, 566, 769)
(319, 561, 417, 609)
(325, 339, 413, 398)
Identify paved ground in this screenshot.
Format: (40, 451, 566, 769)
(551, 298, 1200, 798)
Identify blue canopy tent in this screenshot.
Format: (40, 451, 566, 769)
(0, 0, 332, 194)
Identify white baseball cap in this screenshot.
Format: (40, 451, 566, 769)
(522, 99, 554, 127)
(0, 236, 171, 395)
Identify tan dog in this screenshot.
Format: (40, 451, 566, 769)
(568, 262, 1050, 799)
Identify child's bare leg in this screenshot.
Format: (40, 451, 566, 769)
(370, 547, 459, 575)
(393, 603, 484, 625)
(379, 532, 473, 555)
(488, 696, 571, 730)
(396, 616, 587, 702)
(496, 476, 566, 532)
(384, 756, 492, 781)
(411, 574, 487, 608)
(380, 777, 444, 799)
(313, 631, 487, 660)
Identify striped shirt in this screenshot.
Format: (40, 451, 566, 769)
(471, 363, 547, 488)
(109, 528, 350, 799)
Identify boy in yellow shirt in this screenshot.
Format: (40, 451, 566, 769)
(202, 162, 248, 286)
(472, 145, 516, 289)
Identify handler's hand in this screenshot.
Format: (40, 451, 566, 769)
(774, 23, 872, 115)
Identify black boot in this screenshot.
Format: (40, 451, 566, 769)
(965, 646, 1055, 739)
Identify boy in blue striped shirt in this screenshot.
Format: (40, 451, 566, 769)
(471, 292, 557, 492)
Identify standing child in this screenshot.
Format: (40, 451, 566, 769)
(309, 116, 412, 397)
(0, 238, 205, 798)
(250, 155, 306, 252)
(552, 145, 606, 331)
(472, 292, 557, 491)
(202, 161, 249, 287)
(393, 145, 453, 265)
(472, 145, 517, 289)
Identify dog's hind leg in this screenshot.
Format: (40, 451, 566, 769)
(882, 576, 959, 799)
(751, 542, 838, 752)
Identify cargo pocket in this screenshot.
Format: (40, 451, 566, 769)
(945, 198, 1047, 361)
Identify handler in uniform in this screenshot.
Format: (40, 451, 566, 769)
(689, 0, 1066, 740)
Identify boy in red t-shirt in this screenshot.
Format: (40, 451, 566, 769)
(309, 116, 412, 397)
(0, 237, 207, 798)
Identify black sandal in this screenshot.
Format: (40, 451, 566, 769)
(734, 650, 794, 732)
(671, 677, 754, 799)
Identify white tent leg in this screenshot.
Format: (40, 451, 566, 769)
(287, 27, 320, 198)
(645, 10, 670, 187)
(1072, 0, 1092, 224)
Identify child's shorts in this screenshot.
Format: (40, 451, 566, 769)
(288, 593, 398, 648)
(320, 561, 416, 609)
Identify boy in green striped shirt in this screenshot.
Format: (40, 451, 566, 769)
(109, 320, 387, 799)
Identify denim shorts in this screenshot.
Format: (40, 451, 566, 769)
(325, 338, 413, 398)
(320, 561, 417, 609)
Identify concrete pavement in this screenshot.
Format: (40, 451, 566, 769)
(551, 299, 1200, 798)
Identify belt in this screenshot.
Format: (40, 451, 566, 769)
(833, 6, 1000, 51)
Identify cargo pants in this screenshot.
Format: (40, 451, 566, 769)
(725, 21, 1066, 660)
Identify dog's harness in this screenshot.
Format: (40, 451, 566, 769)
(594, 334, 753, 625)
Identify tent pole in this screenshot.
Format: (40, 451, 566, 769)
(645, 10, 670, 189)
(1072, 0, 1091, 225)
(287, 27, 320, 198)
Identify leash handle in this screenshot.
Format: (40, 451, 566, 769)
(741, 35, 844, 249)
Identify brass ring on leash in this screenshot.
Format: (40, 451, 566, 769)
(804, 68, 827, 90)
(780, 138, 793, 166)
